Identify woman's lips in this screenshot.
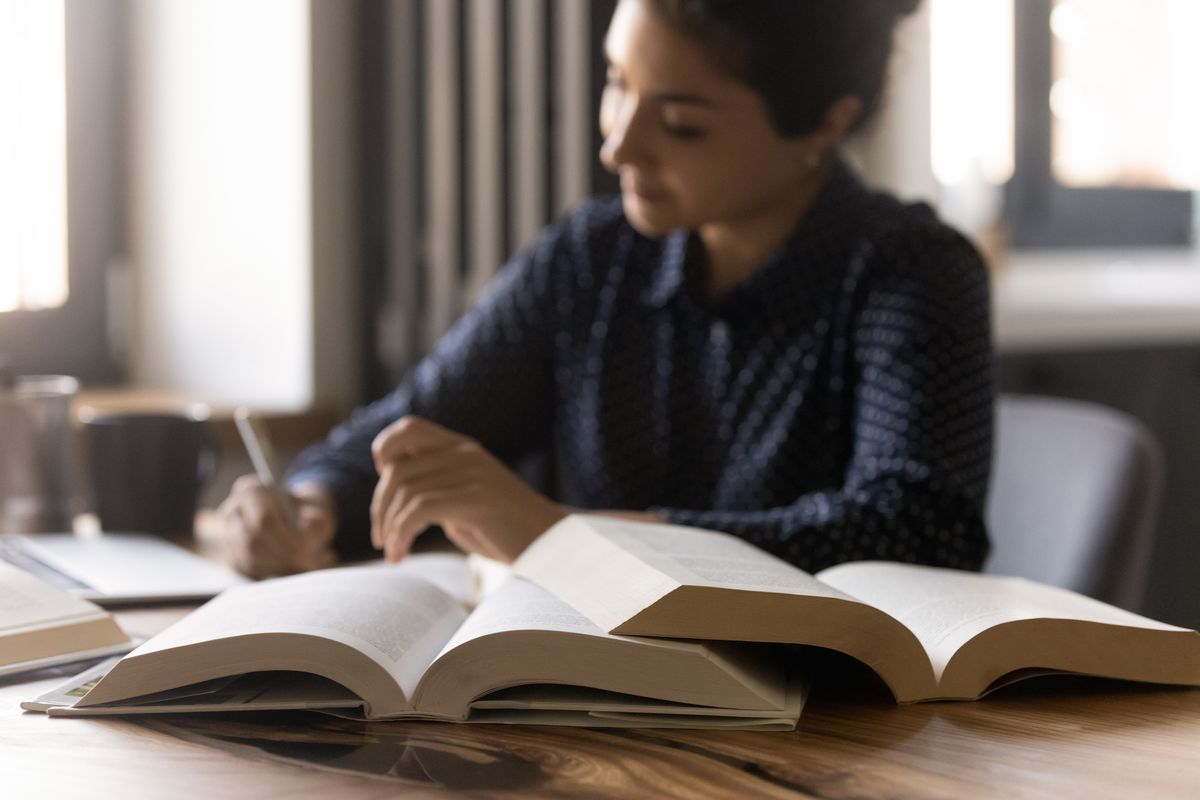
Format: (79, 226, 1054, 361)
(622, 176, 668, 201)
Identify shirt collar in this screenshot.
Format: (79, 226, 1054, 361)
(639, 227, 694, 308)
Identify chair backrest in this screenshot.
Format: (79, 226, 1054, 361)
(984, 394, 1163, 612)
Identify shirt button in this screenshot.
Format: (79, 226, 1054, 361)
(709, 320, 729, 346)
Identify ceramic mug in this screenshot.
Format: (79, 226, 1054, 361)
(80, 405, 217, 537)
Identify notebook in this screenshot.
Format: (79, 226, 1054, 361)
(0, 532, 248, 606)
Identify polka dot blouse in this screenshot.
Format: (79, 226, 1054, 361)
(290, 159, 995, 572)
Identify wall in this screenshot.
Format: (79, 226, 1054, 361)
(846, 3, 937, 205)
(127, 0, 357, 412)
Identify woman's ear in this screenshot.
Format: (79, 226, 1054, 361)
(814, 95, 864, 148)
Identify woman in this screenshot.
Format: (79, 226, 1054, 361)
(218, 0, 994, 578)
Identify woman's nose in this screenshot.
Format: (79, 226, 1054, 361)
(599, 94, 649, 173)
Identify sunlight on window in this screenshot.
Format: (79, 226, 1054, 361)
(930, 0, 1014, 188)
(1051, 0, 1200, 190)
(0, 0, 69, 313)
(929, 0, 1013, 239)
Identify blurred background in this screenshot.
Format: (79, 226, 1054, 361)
(1, 0, 1198, 623)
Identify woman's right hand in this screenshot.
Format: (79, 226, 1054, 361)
(214, 477, 337, 578)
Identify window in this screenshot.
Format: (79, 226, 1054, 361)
(1049, 0, 1200, 192)
(930, 0, 1014, 238)
(0, 0, 126, 384)
(932, 0, 1196, 249)
(0, 0, 69, 312)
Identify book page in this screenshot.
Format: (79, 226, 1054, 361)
(468, 553, 513, 601)
(415, 575, 786, 716)
(435, 574, 786, 695)
(382, 552, 476, 607)
(816, 561, 1189, 680)
(130, 564, 467, 699)
(431, 575, 779, 698)
(513, 517, 938, 701)
(356, 550, 500, 608)
(470, 679, 805, 730)
(472, 678, 806, 719)
(25, 657, 358, 715)
(0, 562, 109, 634)
(437, 575, 621, 654)
(586, 516, 854, 600)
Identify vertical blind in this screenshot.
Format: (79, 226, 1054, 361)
(374, 0, 594, 380)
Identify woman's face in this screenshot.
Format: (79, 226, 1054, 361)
(599, 0, 822, 238)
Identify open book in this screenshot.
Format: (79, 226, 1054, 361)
(0, 561, 135, 677)
(513, 516, 1200, 703)
(27, 554, 802, 729)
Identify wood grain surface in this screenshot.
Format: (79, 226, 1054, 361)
(2, 609, 1198, 799)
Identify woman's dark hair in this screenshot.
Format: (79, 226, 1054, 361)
(644, 0, 921, 137)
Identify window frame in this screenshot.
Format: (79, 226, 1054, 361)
(0, 0, 126, 383)
(1005, 0, 1194, 248)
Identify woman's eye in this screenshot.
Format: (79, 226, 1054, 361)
(663, 122, 707, 140)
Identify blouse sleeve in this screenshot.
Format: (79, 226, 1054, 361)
(286, 219, 572, 553)
(658, 226, 995, 573)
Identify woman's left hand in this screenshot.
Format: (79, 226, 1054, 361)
(369, 416, 569, 563)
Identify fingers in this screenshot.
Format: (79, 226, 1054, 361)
(374, 463, 480, 560)
(218, 476, 334, 578)
(382, 485, 472, 562)
(441, 523, 507, 562)
(371, 415, 468, 471)
(367, 420, 558, 564)
(370, 442, 481, 544)
(292, 483, 337, 551)
(371, 465, 396, 550)
(217, 490, 289, 578)
(229, 502, 293, 576)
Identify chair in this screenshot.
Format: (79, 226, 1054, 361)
(983, 394, 1163, 612)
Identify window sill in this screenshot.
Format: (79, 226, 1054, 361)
(993, 248, 1200, 354)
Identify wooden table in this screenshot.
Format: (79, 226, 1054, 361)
(2, 606, 1198, 799)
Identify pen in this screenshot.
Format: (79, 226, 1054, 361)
(233, 406, 298, 530)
